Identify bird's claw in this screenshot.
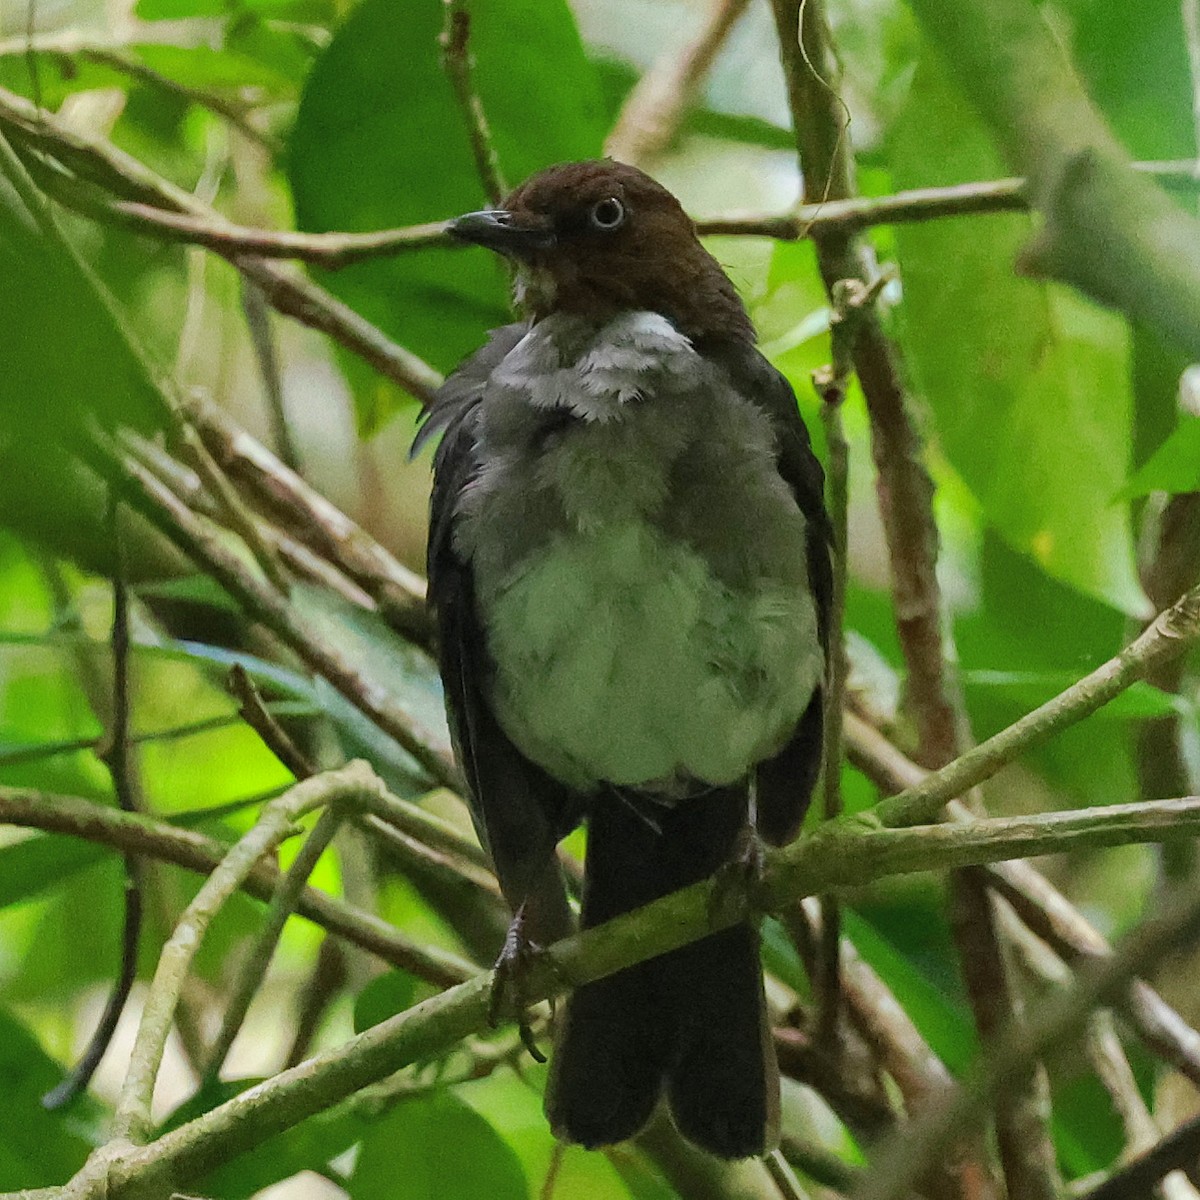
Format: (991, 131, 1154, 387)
(709, 824, 768, 927)
(489, 904, 548, 1064)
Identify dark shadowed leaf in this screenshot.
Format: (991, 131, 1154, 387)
(349, 1088, 527, 1200)
(287, 0, 607, 424)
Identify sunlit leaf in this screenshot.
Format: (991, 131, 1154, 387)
(890, 53, 1148, 616)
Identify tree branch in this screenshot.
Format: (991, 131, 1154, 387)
(605, 0, 751, 166)
(0, 785, 476, 988)
(903, 0, 1200, 359)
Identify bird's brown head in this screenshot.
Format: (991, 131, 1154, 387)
(448, 160, 754, 343)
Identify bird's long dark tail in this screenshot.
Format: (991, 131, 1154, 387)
(544, 786, 778, 1159)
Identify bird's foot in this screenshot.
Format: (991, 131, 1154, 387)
(709, 824, 767, 928)
(489, 903, 548, 1064)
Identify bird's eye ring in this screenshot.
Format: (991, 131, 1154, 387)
(589, 197, 626, 231)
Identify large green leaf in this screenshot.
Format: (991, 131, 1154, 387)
(166, 1079, 368, 1199)
(1119, 415, 1200, 498)
(349, 1089, 528, 1200)
(889, 53, 1147, 616)
(0, 1006, 101, 1187)
(1066, 0, 1195, 161)
(287, 0, 607, 417)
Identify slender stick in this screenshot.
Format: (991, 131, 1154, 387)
(605, 0, 752, 166)
(0, 785, 477, 988)
(203, 802, 346, 1083)
(111, 763, 380, 1144)
(873, 580, 1200, 829)
(44, 500, 144, 1109)
(439, 0, 506, 205)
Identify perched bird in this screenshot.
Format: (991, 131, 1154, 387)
(416, 160, 831, 1159)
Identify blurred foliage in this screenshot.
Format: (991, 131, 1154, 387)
(0, 0, 1197, 1195)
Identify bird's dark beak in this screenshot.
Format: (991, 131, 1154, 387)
(448, 210, 556, 258)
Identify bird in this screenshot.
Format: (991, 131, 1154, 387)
(415, 159, 831, 1159)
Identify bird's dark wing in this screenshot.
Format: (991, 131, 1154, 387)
(422, 333, 577, 941)
(699, 336, 832, 846)
(410, 322, 527, 459)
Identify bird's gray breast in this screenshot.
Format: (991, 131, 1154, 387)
(454, 311, 822, 793)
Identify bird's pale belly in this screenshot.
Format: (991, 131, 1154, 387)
(483, 518, 821, 793)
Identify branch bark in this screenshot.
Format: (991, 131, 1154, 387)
(903, 0, 1200, 359)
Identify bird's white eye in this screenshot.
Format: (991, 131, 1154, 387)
(589, 197, 626, 230)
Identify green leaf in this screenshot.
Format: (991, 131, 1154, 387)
(137, 0, 310, 19)
(163, 1079, 367, 1199)
(353, 969, 419, 1033)
(0, 1006, 100, 1187)
(1118, 416, 1200, 498)
(961, 671, 1189, 720)
(890, 52, 1148, 616)
(0, 835, 107, 909)
(292, 583, 451, 793)
(843, 905, 976, 1074)
(349, 1089, 528, 1200)
(287, 0, 607, 401)
(1067, 0, 1195, 160)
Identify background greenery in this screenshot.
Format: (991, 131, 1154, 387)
(0, 0, 1197, 1196)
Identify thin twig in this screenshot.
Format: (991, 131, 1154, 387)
(189, 398, 432, 648)
(240, 280, 301, 473)
(871, 580, 1200, 829)
(172, 414, 291, 594)
(203, 801, 346, 1083)
(228, 662, 316, 780)
(0, 785, 477, 988)
(764, 1149, 817, 1200)
(439, 0, 506, 205)
(44, 498, 144, 1109)
(110, 764, 378, 1143)
(283, 936, 347, 1068)
(87, 198, 454, 265)
(605, 0, 752, 166)
(80, 47, 279, 154)
(812, 282, 856, 1054)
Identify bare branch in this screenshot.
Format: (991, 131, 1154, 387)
(0, 785, 476, 988)
(605, 0, 751, 166)
(872, 581, 1200, 828)
(439, 0, 506, 206)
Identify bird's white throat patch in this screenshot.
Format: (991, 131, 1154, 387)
(492, 310, 702, 423)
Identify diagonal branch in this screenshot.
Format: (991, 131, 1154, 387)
(873, 579, 1200, 828)
(0, 84, 442, 406)
(0, 785, 476, 988)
